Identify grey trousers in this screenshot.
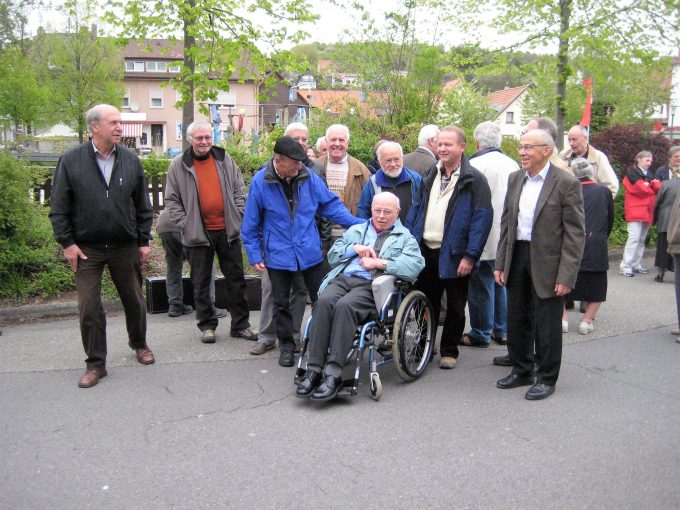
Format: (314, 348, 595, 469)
(258, 270, 308, 346)
(674, 255, 680, 329)
(307, 275, 377, 377)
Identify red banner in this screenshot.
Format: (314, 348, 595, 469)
(580, 78, 593, 127)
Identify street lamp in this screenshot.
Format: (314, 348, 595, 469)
(671, 105, 677, 144)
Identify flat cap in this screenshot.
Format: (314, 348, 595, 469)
(274, 136, 307, 161)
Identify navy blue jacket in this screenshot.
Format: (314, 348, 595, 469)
(579, 178, 614, 272)
(410, 155, 493, 278)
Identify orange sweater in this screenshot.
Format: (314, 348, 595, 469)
(194, 155, 225, 230)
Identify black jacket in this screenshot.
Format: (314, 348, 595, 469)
(49, 142, 153, 248)
(579, 178, 614, 272)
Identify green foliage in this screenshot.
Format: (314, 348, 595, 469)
(0, 46, 47, 131)
(0, 152, 74, 299)
(437, 80, 497, 132)
(141, 155, 171, 179)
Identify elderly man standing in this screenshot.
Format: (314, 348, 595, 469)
(250, 122, 331, 356)
(316, 124, 370, 217)
(49, 104, 155, 388)
(495, 129, 584, 400)
(242, 136, 363, 367)
(164, 121, 257, 344)
(560, 125, 619, 197)
(524, 117, 571, 174)
(462, 121, 519, 348)
(403, 124, 440, 175)
(357, 141, 422, 226)
(410, 126, 493, 370)
(296, 192, 425, 401)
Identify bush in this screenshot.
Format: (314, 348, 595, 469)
(0, 152, 73, 299)
(141, 154, 171, 179)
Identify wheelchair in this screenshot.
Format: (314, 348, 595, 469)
(294, 276, 435, 401)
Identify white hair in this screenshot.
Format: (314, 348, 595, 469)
(186, 121, 212, 142)
(284, 122, 309, 136)
(86, 104, 118, 133)
(376, 141, 403, 160)
(418, 124, 440, 146)
(326, 124, 350, 141)
(473, 121, 502, 149)
(372, 191, 401, 210)
(315, 136, 326, 151)
(523, 129, 555, 149)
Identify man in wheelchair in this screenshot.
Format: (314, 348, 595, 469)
(296, 192, 425, 401)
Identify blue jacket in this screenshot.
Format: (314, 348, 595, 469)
(319, 219, 425, 294)
(410, 155, 493, 279)
(242, 161, 362, 271)
(357, 167, 422, 229)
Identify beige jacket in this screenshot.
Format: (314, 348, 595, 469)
(559, 144, 619, 197)
(317, 154, 370, 215)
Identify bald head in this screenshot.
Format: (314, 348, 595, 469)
(567, 125, 589, 156)
(371, 192, 401, 230)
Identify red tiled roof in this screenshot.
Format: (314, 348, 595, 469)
(487, 85, 531, 112)
(297, 89, 385, 116)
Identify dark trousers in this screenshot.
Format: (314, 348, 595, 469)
(506, 242, 563, 385)
(75, 243, 147, 369)
(307, 275, 377, 376)
(160, 231, 184, 308)
(185, 230, 250, 332)
(268, 262, 326, 352)
(415, 245, 470, 359)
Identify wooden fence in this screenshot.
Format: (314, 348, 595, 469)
(32, 168, 168, 212)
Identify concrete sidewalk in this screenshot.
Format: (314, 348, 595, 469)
(1, 257, 679, 508)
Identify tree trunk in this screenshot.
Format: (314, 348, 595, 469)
(555, 0, 572, 151)
(181, 0, 196, 151)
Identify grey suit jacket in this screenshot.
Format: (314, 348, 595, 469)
(403, 147, 437, 176)
(496, 164, 585, 299)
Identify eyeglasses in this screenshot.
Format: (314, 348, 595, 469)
(372, 208, 396, 216)
(192, 135, 212, 142)
(518, 144, 548, 152)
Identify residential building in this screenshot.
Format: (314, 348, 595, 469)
(487, 84, 533, 139)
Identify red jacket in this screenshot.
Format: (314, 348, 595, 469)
(623, 167, 660, 224)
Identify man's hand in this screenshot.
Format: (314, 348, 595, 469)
(63, 244, 87, 272)
(353, 244, 377, 259)
(554, 283, 571, 296)
(252, 262, 266, 273)
(359, 257, 385, 271)
(138, 246, 151, 265)
(457, 257, 473, 277)
(494, 270, 505, 286)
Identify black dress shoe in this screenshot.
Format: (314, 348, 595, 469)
(493, 354, 513, 367)
(496, 373, 534, 389)
(279, 350, 295, 367)
(311, 374, 343, 401)
(296, 370, 322, 398)
(525, 382, 555, 400)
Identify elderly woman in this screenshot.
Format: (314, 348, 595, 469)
(652, 147, 680, 282)
(562, 158, 614, 334)
(619, 151, 660, 277)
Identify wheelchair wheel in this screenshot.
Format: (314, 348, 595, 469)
(369, 372, 383, 401)
(391, 290, 434, 382)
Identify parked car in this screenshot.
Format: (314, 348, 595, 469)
(139, 145, 152, 156)
(166, 146, 182, 158)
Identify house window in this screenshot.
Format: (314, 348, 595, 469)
(216, 91, 237, 107)
(150, 89, 163, 108)
(122, 89, 130, 108)
(169, 64, 181, 73)
(177, 122, 183, 141)
(505, 112, 514, 124)
(146, 61, 167, 72)
(125, 61, 144, 72)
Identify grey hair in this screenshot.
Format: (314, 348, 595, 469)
(326, 124, 350, 141)
(636, 150, 652, 162)
(418, 124, 440, 146)
(186, 121, 213, 142)
(85, 104, 118, 133)
(376, 141, 403, 160)
(570, 157, 593, 179)
(284, 122, 309, 136)
(568, 124, 589, 138)
(523, 129, 555, 149)
(530, 117, 558, 143)
(315, 136, 326, 151)
(668, 146, 680, 158)
(372, 191, 401, 211)
(473, 121, 502, 149)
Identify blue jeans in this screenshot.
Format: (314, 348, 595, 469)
(467, 260, 507, 343)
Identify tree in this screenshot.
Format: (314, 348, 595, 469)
(454, 0, 680, 149)
(436, 79, 496, 131)
(0, 46, 47, 134)
(105, 0, 317, 148)
(0, 0, 36, 52)
(32, 5, 123, 142)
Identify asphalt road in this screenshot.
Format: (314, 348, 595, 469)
(1, 258, 680, 509)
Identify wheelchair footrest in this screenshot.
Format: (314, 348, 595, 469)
(338, 379, 359, 397)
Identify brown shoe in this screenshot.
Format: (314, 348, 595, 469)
(249, 342, 276, 355)
(78, 368, 107, 388)
(135, 347, 155, 365)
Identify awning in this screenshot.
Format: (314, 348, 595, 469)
(122, 122, 143, 137)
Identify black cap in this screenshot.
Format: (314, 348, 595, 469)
(274, 136, 307, 161)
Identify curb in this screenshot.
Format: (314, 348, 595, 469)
(0, 300, 124, 322)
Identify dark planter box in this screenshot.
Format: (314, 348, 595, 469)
(146, 275, 262, 314)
